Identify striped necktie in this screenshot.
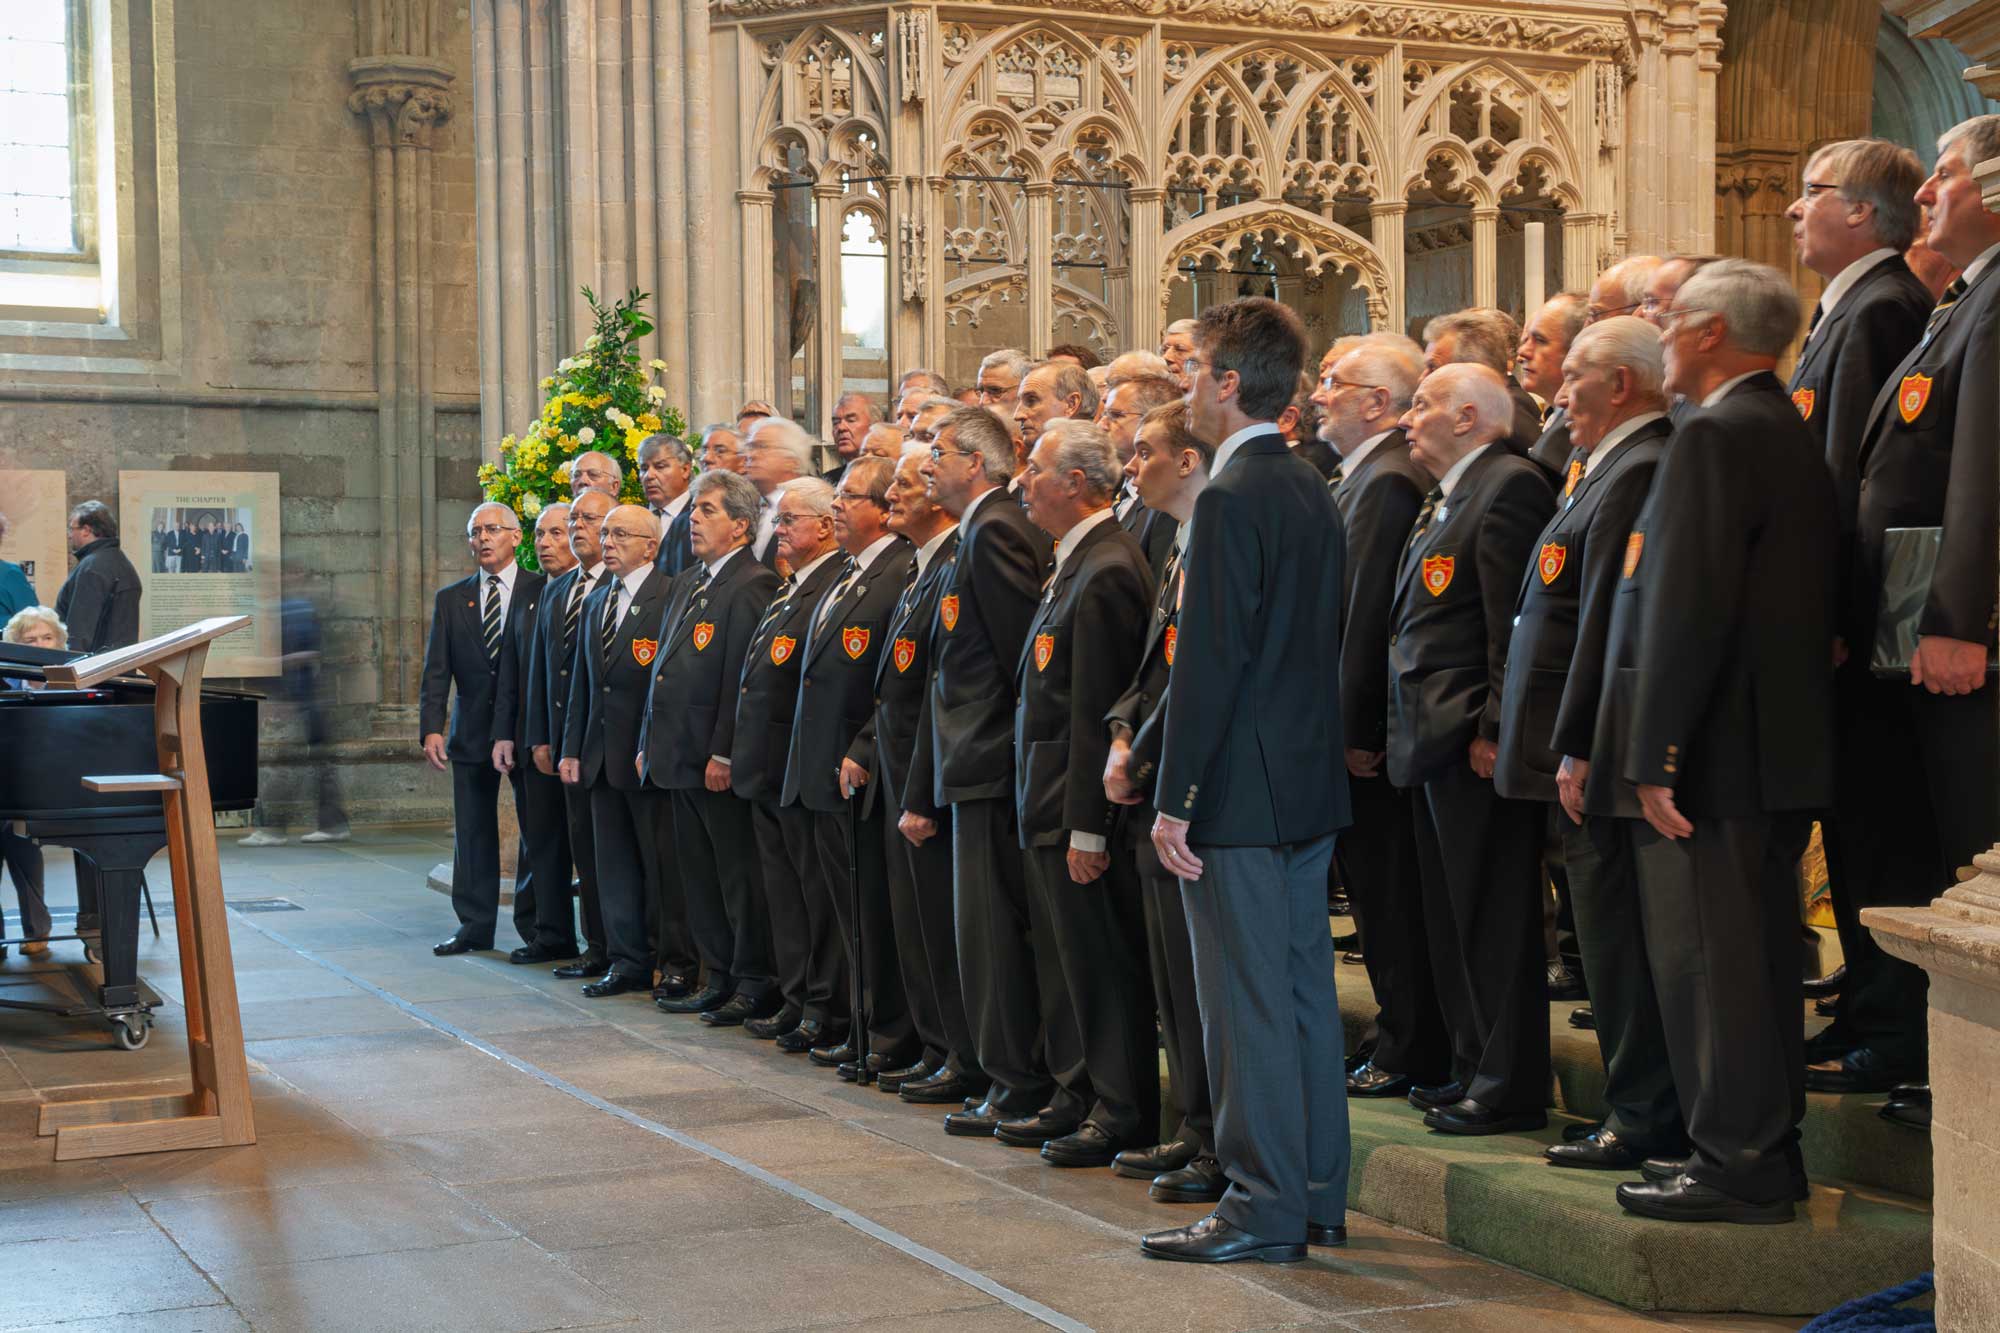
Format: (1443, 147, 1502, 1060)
(812, 558, 861, 649)
(601, 577, 621, 657)
(663, 571, 713, 647)
(1404, 484, 1444, 551)
(1326, 458, 1345, 491)
(564, 571, 592, 657)
(482, 575, 502, 663)
(1921, 276, 1968, 346)
(755, 577, 796, 642)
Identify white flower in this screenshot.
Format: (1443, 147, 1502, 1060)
(649, 358, 668, 372)
(608, 411, 632, 430)
(521, 495, 542, 518)
(585, 335, 602, 349)
(576, 426, 596, 445)
(647, 385, 667, 402)
(557, 357, 575, 372)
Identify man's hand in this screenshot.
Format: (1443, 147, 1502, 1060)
(635, 753, 644, 779)
(1468, 737, 1497, 780)
(1104, 738, 1139, 805)
(1345, 748, 1383, 779)
(1152, 813, 1204, 881)
(1912, 634, 1988, 696)
(1637, 783, 1693, 840)
(532, 744, 555, 777)
(493, 740, 515, 775)
(1068, 848, 1110, 884)
(558, 757, 580, 784)
(422, 732, 448, 771)
(899, 810, 937, 846)
(1556, 755, 1589, 826)
(839, 758, 868, 800)
(704, 758, 732, 792)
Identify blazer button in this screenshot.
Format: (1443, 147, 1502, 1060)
(741, 686, 748, 694)
(1389, 633, 1398, 645)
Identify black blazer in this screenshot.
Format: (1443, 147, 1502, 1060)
(784, 540, 916, 813)
(1106, 540, 1182, 815)
(487, 568, 550, 752)
(1525, 409, 1572, 489)
(1789, 253, 1931, 565)
(419, 568, 540, 763)
(561, 566, 675, 790)
(1385, 444, 1554, 789)
(1853, 258, 1999, 648)
(1156, 430, 1351, 844)
(867, 533, 960, 822)
(523, 564, 603, 755)
(1494, 418, 1668, 802)
(730, 554, 847, 803)
(1333, 430, 1429, 754)
(1013, 518, 1153, 848)
(1505, 379, 1547, 461)
(908, 488, 1053, 807)
(656, 501, 696, 577)
(1118, 493, 1179, 580)
(1605, 374, 1837, 817)
(635, 548, 781, 791)
(1292, 436, 1341, 481)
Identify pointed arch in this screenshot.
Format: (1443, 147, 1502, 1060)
(1398, 56, 1583, 207)
(1160, 201, 1390, 328)
(746, 25, 891, 181)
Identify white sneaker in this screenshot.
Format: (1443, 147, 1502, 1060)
(238, 829, 288, 847)
(300, 829, 351, 844)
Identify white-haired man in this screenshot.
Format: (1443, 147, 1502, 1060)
(1013, 361, 1100, 476)
(974, 348, 1031, 425)
(569, 450, 622, 498)
(1159, 318, 1199, 389)
(826, 393, 881, 481)
(1422, 309, 1541, 453)
(743, 416, 815, 567)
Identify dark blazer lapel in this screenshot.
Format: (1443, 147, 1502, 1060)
(805, 557, 875, 669)
(1016, 518, 1113, 679)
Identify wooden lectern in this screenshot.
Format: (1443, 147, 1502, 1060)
(36, 617, 257, 1160)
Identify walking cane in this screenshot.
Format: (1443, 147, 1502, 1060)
(846, 793, 872, 1085)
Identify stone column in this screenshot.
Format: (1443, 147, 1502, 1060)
(1370, 200, 1407, 334)
(813, 180, 846, 415)
(1560, 212, 1601, 292)
(738, 190, 777, 399)
(1128, 187, 1165, 353)
(1522, 221, 1546, 315)
(1471, 205, 1500, 308)
(1025, 182, 1055, 359)
(682, 0, 720, 423)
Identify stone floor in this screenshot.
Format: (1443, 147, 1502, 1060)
(0, 826, 1803, 1333)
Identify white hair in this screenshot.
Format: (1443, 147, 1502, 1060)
(3, 606, 67, 648)
(1674, 259, 1803, 359)
(571, 450, 623, 489)
(467, 501, 521, 534)
(746, 416, 815, 477)
(1338, 333, 1426, 411)
(1425, 364, 1515, 438)
(1104, 349, 1172, 387)
(1038, 418, 1123, 500)
(781, 475, 837, 519)
(978, 347, 1031, 384)
(1165, 318, 1199, 337)
(1566, 316, 1667, 403)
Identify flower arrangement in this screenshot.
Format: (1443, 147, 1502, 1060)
(479, 287, 689, 570)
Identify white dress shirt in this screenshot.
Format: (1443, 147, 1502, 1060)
(480, 560, 518, 628)
(1211, 421, 1276, 478)
(1810, 247, 1898, 337)
(1581, 410, 1668, 481)
(1340, 428, 1397, 475)
(655, 489, 691, 533)
(753, 480, 793, 561)
(1701, 370, 1764, 409)
(913, 524, 958, 578)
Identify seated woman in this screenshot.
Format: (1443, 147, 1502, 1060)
(0, 606, 66, 957)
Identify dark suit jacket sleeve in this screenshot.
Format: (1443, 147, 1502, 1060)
(846, 712, 877, 774)
(1156, 486, 1256, 814)
(711, 570, 777, 760)
(1341, 471, 1424, 750)
(1925, 303, 2000, 644)
(903, 681, 941, 819)
(561, 619, 590, 763)
(1065, 559, 1152, 837)
(1550, 458, 1656, 758)
(493, 619, 525, 753)
(1474, 470, 1555, 742)
(524, 606, 553, 752)
(970, 513, 1047, 693)
(418, 588, 452, 739)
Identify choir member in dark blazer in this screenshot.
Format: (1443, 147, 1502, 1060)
(1142, 299, 1351, 1266)
(639, 433, 698, 577)
(1494, 318, 1678, 1170)
(637, 471, 783, 1014)
(905, 406, 1054, 1136)
(1608, 260, 1838, 1225)
(1421, 308, 1543, 458)
(529, 490, 616, 979)
(1387, 364, 1555, 1137)
(1096, 373, 1182, 578)
(1515, 292, 1589, 486)
(1103, 401, 1219, 1203)
(491, 502, 580, 964)
(727, 478, 847, 1036)
(1812, 130, 1990, 1095)
(419, 502, 539, 955)
(1313, 332, 1452, 1101)
(558, 505, 676, 996)
(783, 458, 920, 1081)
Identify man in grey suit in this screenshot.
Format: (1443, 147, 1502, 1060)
(1143, 298, 1353, 1265)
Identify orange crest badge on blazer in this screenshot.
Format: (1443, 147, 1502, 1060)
(940, 594, 960, 632)
(692, 621, 716, 652)
(769, 635, 797, 666)
(1898, 372, 1933, 424)
(1034, 632, 1055, 672)
(1163, 625, 1177, 667)
(1623, 532, 1644, 579)
(1792, 387, 1815, 420)
(1562, 458, 1582, 499)
(892, 637, 916, 673)
(1538, 542, 1567, 586)
(631, 637, 658, 667)
(841, 626, 870, 660)
(1420, 554, 1454, 597)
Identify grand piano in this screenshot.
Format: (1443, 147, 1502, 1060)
(0, 640, 258, 1047)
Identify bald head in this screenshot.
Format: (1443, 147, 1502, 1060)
(600, 503, 661, 576)
(570, 450, 622, 497)
(1403, 363, 1513, 481)
(1587, 256, 1663, 322)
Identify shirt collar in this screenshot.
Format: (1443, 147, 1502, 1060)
(849, 532, 900, 573)
(1701, 370, 1763, 408)
(482, 563, 517, 591)
(961, 485, 1004, 522)
(1964, 239, 2000, 287)
(915, 523, 958, 575)
(703, 545, 744, 580)
(1815, 248, 1897, 324)
(1053, 507, 1115, 575)
(582, 561, 606, 584)
(1435, 442, 1493, 498)
(1581, 410, 1667, 478)
(617, 563, 650, 597)
(789, 548, 839, 584)
(1340, 428, 1396, 473)
(1211, 422, 1275, 478)
(659, 490, 691, 520)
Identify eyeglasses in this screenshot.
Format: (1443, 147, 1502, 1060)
(772, 512, 824, 527)
(975, 383, 1013, 400)
(834, 489, 882, 506)
(1656, 304, 1715, 329)
(1181, 357, 1205, 376)
(602, 526, 651, 542)
(1801, 180, 1841, 198)
(1318, 376, 1380, 393)
(1586, 300, 1642, 321)
(929, 445, 974, 462)
(468, 523, 515, 538)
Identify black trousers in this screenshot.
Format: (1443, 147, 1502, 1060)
(753, 800, 837, 1022)
(818, 803, 916, 1064)
(588, 784, 667, 981)
(950, 798, 1053, 1115)
(1, 828, 50, 941)
(1543, 805, 1580, 972)
(1335, 774, 1450, 1083)
(1412, 766, 1549, 1113)
(1572, 816, 1685, 1150)
(561, 780, 605, 960)
(1135, 832, 1211, 1154)
(1634, 813, 1809, 1205)
(514, 766, 577, 955)
(448, 759, 507, 948)
(893, 815, 980, 1077)
(671, 787, 773, 997)
(643, 786, 695, 980)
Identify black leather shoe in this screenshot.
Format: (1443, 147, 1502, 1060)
(1114, 1139, 1197, 1181)
(1306, 1222, 1348, 1247)
(1804, 1024, 1858, 1064)
(1141, 1214, 1304, 1264)
(1343, 1042, 1376, 1075)
(1407, 1080, 1465, 1112)
(657, 982, 729, 1014)
(1640, 1155, 1688, 1183)
(1346, 1061, 1413, 1098)
(650, 973, 695, 1002)
(810, 1040, 857, 1068)
(1568, 1005, 1596, 1031)
(1545, 961, 1587, 1000)
(1150, 1155, 1226, 1203)
(745, 1005, 803, 1040)
(944, 1099, 1004, 1137)
(775, 1019, 843, 1054)
(700, 991, 777, 1027)
(1545, 1128, 1644, 1170)
(581, 971, 648, 998)
(553, 954, 608, 979)
(1041, 1123, 1123, 1168)
(1563, 1120, 1606, 1142)
(433, 937, 480, 956)
(1814, 995, 1839, 1017)
(994, 1111, 1082, 1148)
(1804, 1046, 1921, 1094)
(837, 1052, 891, 1084)
(900, 1070, 987, 1105)
(1424, 1098, 1547, 1136)
(1802, 963, 1846, 998)
(508, 944, 575, 965)
(1617, 1176, 1794, 1225)
(878, 1061, 930, 1094)
(1881, 1084, 1931, 1132)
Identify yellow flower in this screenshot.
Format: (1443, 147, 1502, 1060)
(637, 413, 661, 433)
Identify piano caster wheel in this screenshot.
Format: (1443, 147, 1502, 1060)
(112, 1015, 151, 1050)
(83, 945, 100, 966)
